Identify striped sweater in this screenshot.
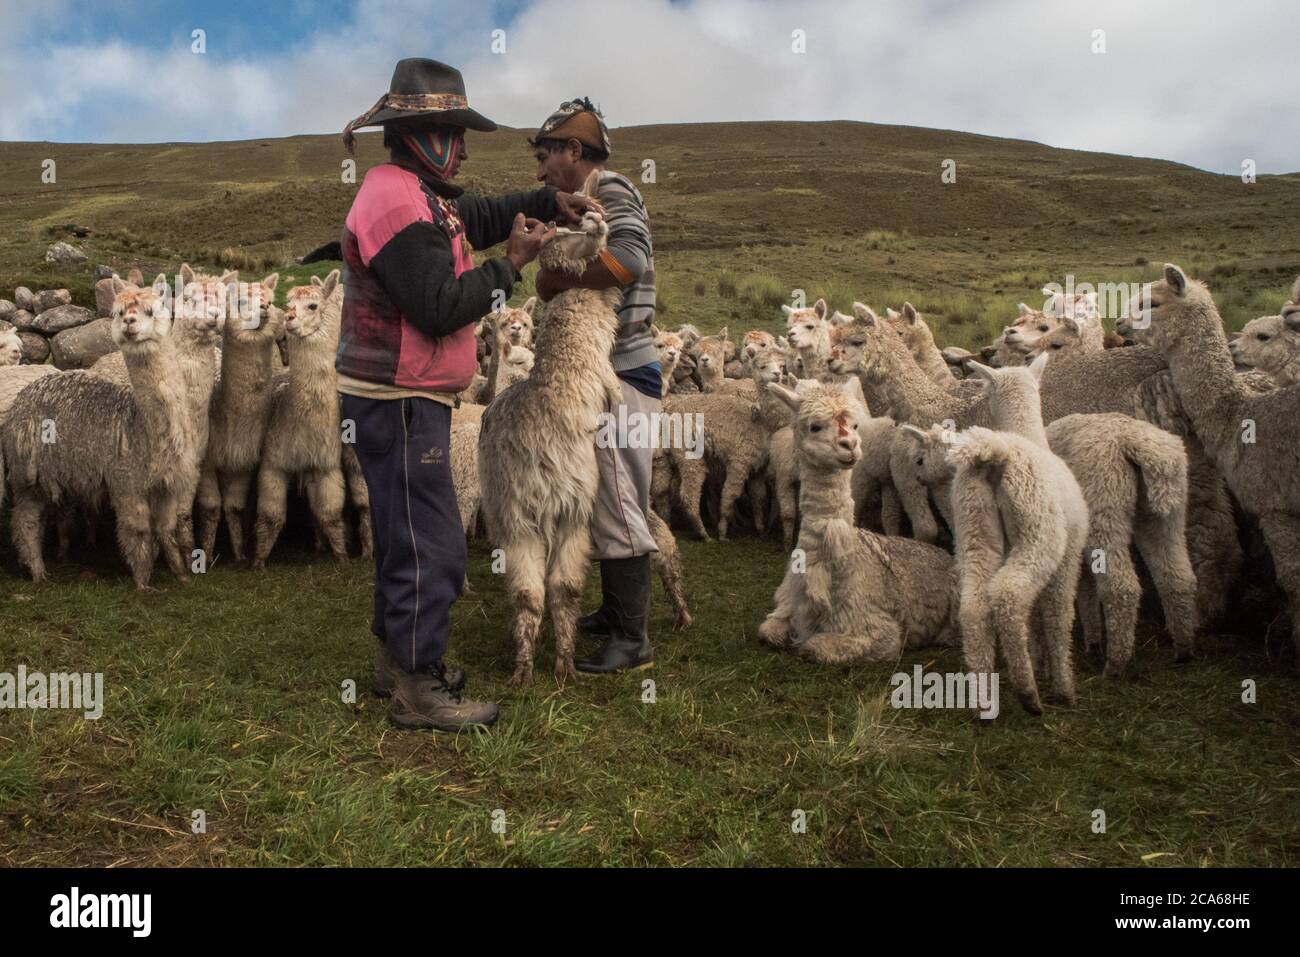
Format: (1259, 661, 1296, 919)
(594, 170, 658, 372)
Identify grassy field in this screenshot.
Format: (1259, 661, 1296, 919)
(1, 121, 1299, 866)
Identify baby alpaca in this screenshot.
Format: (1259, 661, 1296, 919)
(944, 426, 1088, 714)
(1229, 302, 1300, 388)
(756, 377, 958, 664)
(652, 327, 684, 397)
(479, 176, 624, 684)
(0, 328, 22, 366)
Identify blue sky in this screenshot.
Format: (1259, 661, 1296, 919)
(2, 0, 1296, 174)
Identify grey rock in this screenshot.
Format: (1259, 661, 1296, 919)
(50, 317, 117, 369)
(14, 286, 34, 311)
(92, 265, 117, 283)
(45, 241, 88, 265)
(33, 303, 95, 335)
(17, 330, 50, 364)
(94, 277, 120, 317)
(33, 288, 72, 312)
(0, 318, 12, 334)
(0, 299, 14, 319)
(11, 309, 37, 332)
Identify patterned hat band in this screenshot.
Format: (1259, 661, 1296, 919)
(342, 92, 471, 153)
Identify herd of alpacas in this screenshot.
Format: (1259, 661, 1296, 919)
(1, 244, 1299, 715)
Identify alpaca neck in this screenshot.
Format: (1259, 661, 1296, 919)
(220, 326, 276, 404)
(527, 287, 620, 406)
(287, 323, 339, 413)
(1160, 301, 1248, 457)
(123, 337, 190, 466)
(797, 464, 855, 534)
(988, 388, 1049, 448)
(756, 387, 792, 434)
(874, 344, 948, 424)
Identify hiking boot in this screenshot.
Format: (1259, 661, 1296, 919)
(389, 663, 498, 732)
(374, 645, 464, 698)
(577, 555, 655, 674)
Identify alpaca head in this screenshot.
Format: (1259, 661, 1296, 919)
(1028, 314, 1090, 358)
(1118, 264, 1216, 352)
(538, 171, 608, 273)
(767, 376, 868, 471)
(965, 355, 1047, 429)
(177, 268, 237, 341)
(502, 339, 535, 377)
(229, 272, 284, 343)
(0, 327, 22, 365)
(284, 270, 340, 339)
(741, 329, 776, 365)
(1001, 304, 1060, 359)
(749, 345, 787, 386)
(675, 323, 702, 351)
(828, 302, 897, 380)
(653, 328, 684, 370)
(1230, 310, 1300, 377)
(899, 423, 958, 487)
(694, 328, 729, 388)
(887, 302, 938, 355)
(109, 274, 173, 349)
(782, 298, 829, 353)
(501, 297, 536, 348)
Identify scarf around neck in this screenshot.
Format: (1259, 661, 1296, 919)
(402, 126, 462, 180)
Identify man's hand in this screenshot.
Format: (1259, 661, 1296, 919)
(554, 191, 605, 225)
(506, 214, 555, 272)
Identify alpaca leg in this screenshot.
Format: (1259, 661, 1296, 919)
(545, 529, 590, 682)
(196, 466, 221, 560)
(1037, 566, 1079, 705)
(1076, 570, 1105, 659)
(55, 509, 77, 562)
(777, 476, 799, 551)
(1095, 545, 1142, 679)
(1257, 512, 1300, 663)
(344, 456, 374, 559)
(894, 472, 939, 544)
(958, 587, 995, 678)
(747, 475, 769, 534)
(112, 495, 155, 590)
(12, 492, 48, 583)
(880, 484, 903, 537)
(250, 466, 290, 570)
(758, 573, 799, 648)
(648, 508, 692, 630)
(151, 492, 189, 584)
(675, 456, 710, 540)
(798, 614, 903, 666)
(504, 537, 546, 685)
(306, 468, 349, 562)
(173, 471, 200, 563)
(984, 571, 1042, 715)
(716, 466, 748, 542)
(1134, 512, 1199, 663)
(222, 471, 254, 562)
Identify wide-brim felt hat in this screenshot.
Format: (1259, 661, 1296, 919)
(342, 58, 496, 152)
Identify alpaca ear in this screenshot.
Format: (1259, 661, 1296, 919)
(900, 423, 929, 442)
(180, 263, 196, 285)
(111, 276, 129, 295)
(967, 360, 997, 382)
(1027, 351, 1049, 381)
(1292, 276, 1300, 304)
(885, 307, 901, 321)
(777, 335, 789, 350)
(780, 304, 794, 317)
(151, 273, 169, 293)
(851, 302, 878, 325)
(718, 326, 730, 342)
(1164, 264, 1187, 296)
(320, 269, 340, 300)
(1283, 304, 1300, 331)
(218, 270, 238, 286)
(1018, 302, 1033, 316)
(261, 272, 280, 293)
(311, 275, 322, 286)
(813, 298, 827, 319)
(520, 296, 537, 318)
(766, 381, 801, 411)
(902, 302, 919, 324)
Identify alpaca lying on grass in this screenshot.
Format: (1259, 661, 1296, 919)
(2, 277, 195, 588)
(756, 377, 958, 664)
(479, 176, 624, 684)
(960, 357, 1198, 675)
(197, 272, 285, 561)
(251, 271, 350, 568)
(1120, 264, 1300, 663)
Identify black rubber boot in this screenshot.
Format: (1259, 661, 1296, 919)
(576, 555, 654, 674)
(576, 561, 616, 636)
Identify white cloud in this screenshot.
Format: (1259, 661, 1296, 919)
(0, 0, 1295, 173)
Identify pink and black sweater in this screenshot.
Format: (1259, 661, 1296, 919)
(336, 162, 558, 394)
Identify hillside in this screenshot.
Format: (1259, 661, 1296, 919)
(1, 120, 1297, 348)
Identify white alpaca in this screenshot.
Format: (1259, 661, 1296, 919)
(782, 299, 832, 379)
(0, 328, 22, 366)
(755, 377, 958, 664)
(887, 302, 954, 385)
(478, 172, 623, 684)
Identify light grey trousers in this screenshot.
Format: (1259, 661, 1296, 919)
(592, 380, 661, 559)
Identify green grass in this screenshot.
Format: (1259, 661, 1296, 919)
(1, 532, 1297, 867)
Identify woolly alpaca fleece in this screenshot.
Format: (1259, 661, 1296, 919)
(1230, 307, 1300, 387)
(479, 172, 624, 685)
(756, 377, 958, 665)
(944, 425, 1088, 715)
(782, 299, 832, 379)
(2, 277, 195, 588)
(887, 302, 953, 385)
(1120, 264, 1300, 661)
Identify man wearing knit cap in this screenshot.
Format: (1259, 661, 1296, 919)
(530, 98, 661, 674)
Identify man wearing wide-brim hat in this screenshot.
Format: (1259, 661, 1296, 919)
(337, 59, 600, 733)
